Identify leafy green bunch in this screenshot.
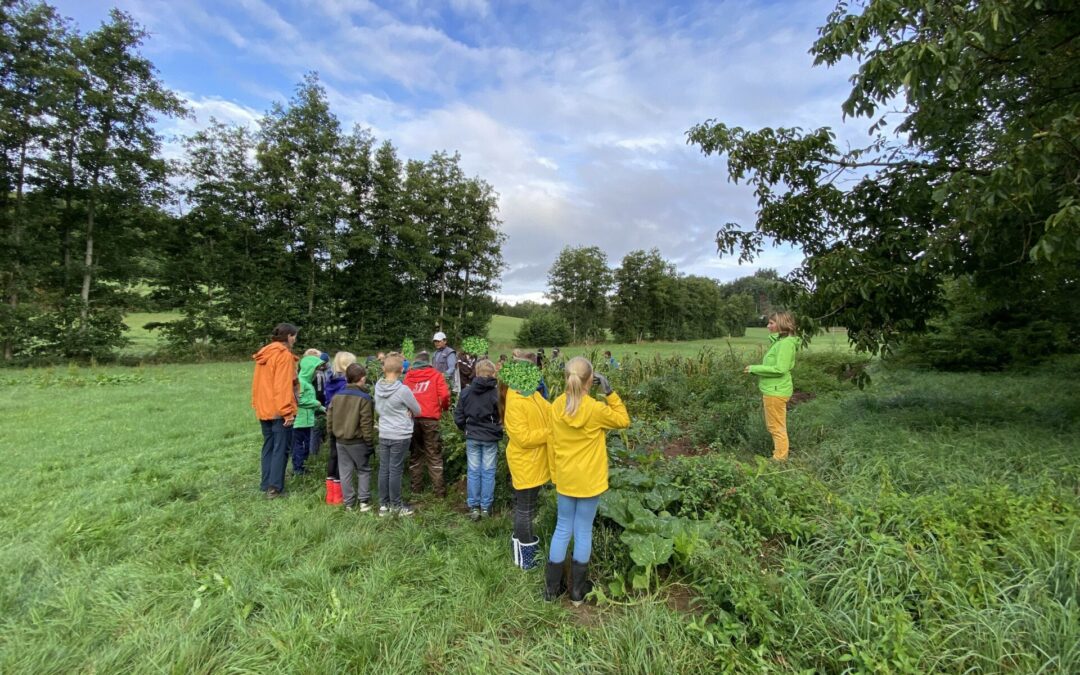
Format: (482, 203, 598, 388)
(401, 337, 415, 361)
(497, 359, 542, 396)
(462, 336, 489, 356)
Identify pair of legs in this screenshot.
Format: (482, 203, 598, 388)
(763, 395, 791, 460)
(409, 418, 444, 496)
(338, 440, 373, 507)
(326, 435, 339, 480)
(291, 427, 313, 473)
(548, 493, 601, 564)
(378, 438, 411, 508)
(260, 418, 293, 492)
(513, 486, 541, 542)
(466, 439, 498, 510)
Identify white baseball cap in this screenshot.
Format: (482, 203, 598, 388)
(432, 331, 447, 341)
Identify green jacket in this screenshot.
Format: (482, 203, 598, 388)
(749, 334, 799, 397)
(294, 355, 325, 429)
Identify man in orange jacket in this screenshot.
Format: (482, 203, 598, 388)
(252, 323, 299, 498)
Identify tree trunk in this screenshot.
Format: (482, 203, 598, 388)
(459, 267, 470, 322)
(80, 192, 96, 327)
(439, 279, 445, 331)
(5, 143, 28, 360)
(308, 246, 316, 318)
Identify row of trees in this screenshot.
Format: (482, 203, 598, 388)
(0, 2, 505, 359)
(520, 245, 777, 345)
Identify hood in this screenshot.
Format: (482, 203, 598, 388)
(410, 360, 432, 369)
(298, 354, 322, 381)
(554, 395, 590, 429)
(375, 378, 405, 398)
(470, 376, 497, 393)
(253, 341, 292, 365)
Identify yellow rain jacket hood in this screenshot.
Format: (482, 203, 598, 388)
(548, 391, 630, 498)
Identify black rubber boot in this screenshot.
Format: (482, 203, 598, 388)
(569, 560, 592, 606)
(543, 561, 566, 601)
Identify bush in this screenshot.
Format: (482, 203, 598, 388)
(516, 310, 571, 347)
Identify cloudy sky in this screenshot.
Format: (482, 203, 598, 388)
(54, 0, 864, 302)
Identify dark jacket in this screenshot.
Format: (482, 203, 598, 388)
(327, 383, 375, 445)
(454, 376, 503, 442)
(324, 372, 348, 405)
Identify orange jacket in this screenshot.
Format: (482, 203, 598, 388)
(252, 341, 298, 421)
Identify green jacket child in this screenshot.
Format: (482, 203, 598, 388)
(748, 334, 799, 398)
(294, 354, 325, 429)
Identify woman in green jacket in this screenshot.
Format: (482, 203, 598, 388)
(744, 312, 799, 460)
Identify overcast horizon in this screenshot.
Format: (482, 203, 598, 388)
(55, 0, 870, 304)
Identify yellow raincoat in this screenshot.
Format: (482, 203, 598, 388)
(549, 391, 630, 498)
(504, 389, 553, 490)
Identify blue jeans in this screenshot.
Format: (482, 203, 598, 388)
(260, 418, 292, 492)
(548, 493, 601, 564)
(466, 439, 498, 509)
(292, 427, 313, 473)
(377, 438, 411, 508)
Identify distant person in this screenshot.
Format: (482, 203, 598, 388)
(374, 354, 421, 516)
(454, 359, 503, 520)
(251, 323, 299, 499)
(524, 351, 549, 400)
(432, 331, 460, 393)
(327, 363, 375, 512)
(503, 368, 552, 570)
(322, 351, 357, 505)
(545, 357, 630, 604)
(291, 353, 325, 476)
(550, 347, 564, 370)
(603, 350, 619, 370)
(404, 351, 452, 499)
(310, 352, 331, 456)
(535, 347, 545, 369)
(744, 311, 799, 461)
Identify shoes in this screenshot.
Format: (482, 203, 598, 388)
(344, 505, 354, 512)
(266, 487, 282, 499)
(512, 536, 521, 567)
(359, 501, 372, 513)
(469, 507, 481, 522)
(378, 505, 391, 517)
(481, 508, 491, 519)
(569, 560, 592, 606)
(396, 505, 415, 517)
(518, 538, 540, 571)
(544, 561, 567, 601)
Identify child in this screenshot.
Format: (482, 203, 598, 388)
(545, 357, 630, 604)
(502, 364, 552, 570)
(404, 350, 452, 498)
(453, 359, 503, 520)
(374, 354, 421, 516)
(310, 352, 331, 456)
(292, 354, 326, 475)
(322, 351, 356, 504)
(327, 363, 375, 511)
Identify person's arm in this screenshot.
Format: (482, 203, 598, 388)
(594, 391, 631, 430)
(505, 396, 549, 449)
(360, 397, 375, 445)
(273, 352, 298, 420)
(298, 383, 321, 410)
(446, 350, 457, 377)
(325, 399, 335, 435)
(402, 387, 421, 416)
(749, 339, 797, 377)
(437, 372, 451, 411)
(453, 391, 468, 430)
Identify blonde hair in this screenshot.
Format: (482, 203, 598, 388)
(475, 359, 496, 377)
(564, 356, 593, 417)
(303, 348, 321, 357)
(383, 354, 404, 375)
(332, 351, 356, 375)
(770, 311, 797, 336)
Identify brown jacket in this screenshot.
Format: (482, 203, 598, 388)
(327, 384, 374, 445)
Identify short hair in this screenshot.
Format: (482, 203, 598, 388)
(769, 311, 797, 336)
(475, 359, 496, 377)
(523, 351, 537, 364)
(303, 348, 321, 357)
(346, 363, 367, 383)
(383, 354, 404, 375)
(416, 350, 430, 362)
(270, 323, 298, 342)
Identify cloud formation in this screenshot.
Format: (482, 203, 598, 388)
(53, 0, 867, 299)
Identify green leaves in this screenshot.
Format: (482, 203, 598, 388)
(461, 336, 488, 357)
(496, 359, 541, 395)
(401, 337, 415, 361)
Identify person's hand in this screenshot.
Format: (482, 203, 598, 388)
(592, 372, 613, 395)
(743, 366, 751, 374)
(283, 417, 295, 427)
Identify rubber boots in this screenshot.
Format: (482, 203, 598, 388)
(325, 479, 335, 505)
(330, 480, 343, 505)
(543, 561, 566, 601)
(569, 560, 592, 606)
(518, 538, 540, 571)
(512, 537, 520, 568)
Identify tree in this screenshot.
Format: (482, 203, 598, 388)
(546, 245, 613, 343)
(688, 0, 1080, 355)
(610, 249, 672, 343)
(516, 309, 571, 348)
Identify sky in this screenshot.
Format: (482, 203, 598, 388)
(52, 0, 866, 303)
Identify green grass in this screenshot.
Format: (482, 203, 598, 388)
(486, 314, 525, 352)
(120, 311, 181, 356)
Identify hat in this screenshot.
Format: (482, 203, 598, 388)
(432, 331, 447, 341)
(319, 352, 330, 362)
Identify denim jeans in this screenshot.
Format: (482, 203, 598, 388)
(292, 427, 313, 473)
(466, 439, 498, 509)
(260, 418, 292, 492)
(548, 493, 601, 564)
(377, 438, 411, 508)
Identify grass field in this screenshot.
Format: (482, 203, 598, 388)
(1, 351, 1076, 671)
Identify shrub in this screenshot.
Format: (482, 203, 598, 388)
(516, 310, 571, 347)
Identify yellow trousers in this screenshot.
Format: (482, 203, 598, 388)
(763, 396, 791, 460)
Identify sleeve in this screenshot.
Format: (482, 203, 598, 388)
(298, 383, 320, 410)
(361, 398, 375, 445)
(446, 350, 457, 377)
(437, 372, 451, 411)
(402, 388, 421, 416)
(749, 340, 797, 378)
(274, 353, 298, 420)
(594, 391, 631, 430)
(505, 397, 550, 449)
(453, 391, 468, 429)
(325, 399, 335, 436)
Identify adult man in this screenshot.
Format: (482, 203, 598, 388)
(252, 323, 299, 499)
(432, 331, 460, 393)
(404, 350, 452, 498)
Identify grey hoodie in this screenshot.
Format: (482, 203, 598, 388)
(374, 378, 421, 440)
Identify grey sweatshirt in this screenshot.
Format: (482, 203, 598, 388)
(374, 378, 421, 440)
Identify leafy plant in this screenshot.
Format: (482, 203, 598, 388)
(461, 336, 489, 357)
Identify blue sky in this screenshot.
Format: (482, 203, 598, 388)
(54, 0, 865, 302)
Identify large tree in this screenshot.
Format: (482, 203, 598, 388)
(689, 0, 1080, 354)
(546, 245, 613, 343)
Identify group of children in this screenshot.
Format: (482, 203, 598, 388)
(265, 330, 632, 605)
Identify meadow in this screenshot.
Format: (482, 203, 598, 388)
(2, 325, 1077, 672)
